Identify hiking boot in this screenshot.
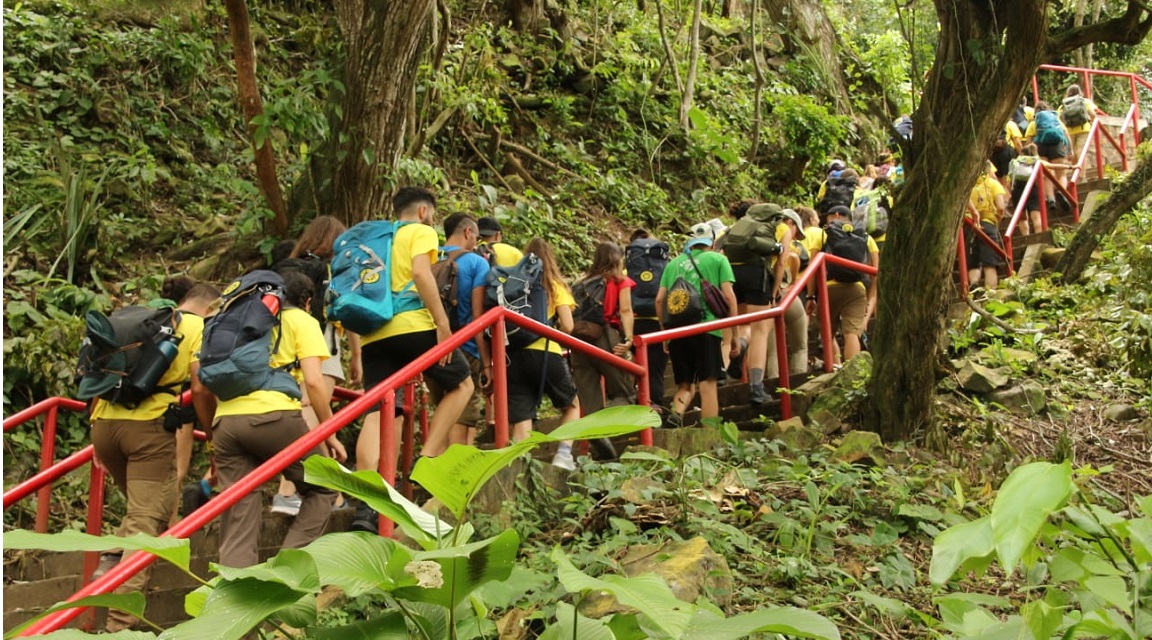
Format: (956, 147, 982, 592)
(590, 437, 618, 461)
(91, 552, 122, 580)
(349, 502, 379, 534)
(270, 493, 302, 517)
(663, 411, 685, 429)
(180, 479, 212, 517)
(551, 450, 576, 471)
(749, 384, 770, 405)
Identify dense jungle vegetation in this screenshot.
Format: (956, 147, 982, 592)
(4, 0, 1152, 638)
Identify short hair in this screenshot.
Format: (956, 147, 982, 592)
(728, 200, 755, 220)
(1035, 101, 1051, 111)
(281, 270, 315, 309)
(840, 168, 860, 180)
(160, 276, 196, 303)
(1066, 84, 1082, 97)
(1023, 142, 1038, 155)
(184, 283, 221, 304)
(629, 228, 651, 242)
(393, 187, 436, 216)
(443, 212, 477, 238)
(269, 240, 296, 266)
(794, 206, 819, 227)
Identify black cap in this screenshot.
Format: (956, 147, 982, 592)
(477, 216, 501, 237)
(827, 205, 852, 218)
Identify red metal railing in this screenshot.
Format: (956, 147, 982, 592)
(4, 397, 90, 534)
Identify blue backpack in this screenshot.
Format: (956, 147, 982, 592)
(327, 220, 422, 335)
(483, 253, 550, 349)
(1034, 110, 1067, 146)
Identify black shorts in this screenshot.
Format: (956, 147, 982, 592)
(1011, 181, 1040, 211)
(966, 221, 1006, 268)
(1036, 141, 1069, 161)
(731, 263, 773, 306)
(668, 333, 723, 385)
(362, 330, 472, 408)
(506, 349, 578, 423)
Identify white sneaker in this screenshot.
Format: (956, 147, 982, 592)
(551, 450, 576, 471)
(270, 493, 302, 516)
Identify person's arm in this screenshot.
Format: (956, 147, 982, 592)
(411, 252, 453, 365)
(614, 286, 635, 358)
(655, 286, 667, 329)
(722, 281, 740, 355)
(994, 193, 1007, 221)
(189, 362, 216, 442)
(300, 356, 346, 462)
(555, 303, 574, 335)
(346, 331, 363, 387)
(865, 247, 880, 323)
(472, 284, 492, 375)
(771, 228, 795, 302)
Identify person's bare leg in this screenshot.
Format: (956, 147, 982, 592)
(984, 266, 999, 290)
(511, 419, 534, 442)
(420, 378, 474, 457)
(698, 379, 719, 420)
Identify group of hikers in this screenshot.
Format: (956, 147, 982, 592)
(72, 84, 1101, 632)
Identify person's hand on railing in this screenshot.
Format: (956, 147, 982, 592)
(348, 356, 363, 388)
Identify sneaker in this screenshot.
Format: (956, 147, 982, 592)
(551, 450, 576, 471)
(591, 437, 618, 461)
(749, 384, 770, 405)
(91, 552, 121, 580)
(270, 493, 302, 517)
(350, 503, 379, 534)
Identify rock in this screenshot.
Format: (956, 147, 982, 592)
(832, 431, 887, 466)
(975, 346, 1039, 369)
(988, 382, 1046, 415)
(579, 537, 733, 619)
(1103, 404, 1139, 421)
(958, 361, 1009, 393)
(1040, 247, 1065, 270)
(806, 352, 872, 433)
(764, 416, 804, 437)
(1138, 419, 1152, 439)
(765, 417, 822, 451)
(791, 372, 836, 418)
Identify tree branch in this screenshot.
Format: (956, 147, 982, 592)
(1046, 0, 1152, 55)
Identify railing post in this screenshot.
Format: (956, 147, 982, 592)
(774, 315, 792, 418)
(378, 393, 397, 538)
(81, 460, 106, 630)
(491, 317, 509, 448)
(632, 337, 654, 446)
(817, 264, 834, 371)
(957, 227, 970, 298)
(36, 402, 60, 533)
(400, 383, 416, 499)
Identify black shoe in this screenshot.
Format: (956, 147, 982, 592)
(349, 503, 378, 534)
(92, 552, 122, 580)
(591, 437, 618, 461)
(180, 481, 212, 517)
(1056, 193, 1072, 209)
(663, 412, 685, 429)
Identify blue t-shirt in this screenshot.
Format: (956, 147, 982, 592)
(444, 245, 491, 359)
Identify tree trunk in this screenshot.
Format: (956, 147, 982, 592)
(224, 0, 289, 237)
(680, 0, 704, 131)
(869, 0, 1152, 443)
(329, 0, 435, 224)
(506, 0, 547, 32)
(655, 0, 684, 94)
(747, 0, 765, 160)
(1057, 156, 1152, 283)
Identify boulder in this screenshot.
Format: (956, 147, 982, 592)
(958, 361, 1009, 393)
(975, 346, 1039, 369)
(579, 537, 733, 619)
(765, 417, 822, 451)
(1040, 247, 1066, 270)
(790, 372, 836, 418)
(832, 431, 887, 466)
(806, 352, 872, 434)
(1103, 404, 1139, 422)
(988, 382, 1046, 415)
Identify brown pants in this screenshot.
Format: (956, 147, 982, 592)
(212, 410, 335, 568)
(571, 325, 636, 414)
(91, 417, 177, 632)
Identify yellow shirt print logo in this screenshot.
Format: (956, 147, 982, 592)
(666, 288, 691, 315)
(222, 280, 240, 296)
(360, 269, 380, 284)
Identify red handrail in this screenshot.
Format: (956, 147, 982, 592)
(4, 397, 90, 534)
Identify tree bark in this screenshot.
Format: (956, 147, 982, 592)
(869, 0, 1152, 444)
(761, 0, 852, 115)
(223, 0, 289, 236)
(680, 0, 704, 131)
(747, 0, 765, 160)
(1057, 155, 1152, 283)
(329, 0, 435, 224)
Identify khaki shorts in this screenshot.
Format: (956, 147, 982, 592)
(827, 282, 867, 336)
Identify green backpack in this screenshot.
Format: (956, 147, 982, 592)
(720, 204, 783, 264)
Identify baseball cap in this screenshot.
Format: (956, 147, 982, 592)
(780, 208, 804, 229)
(477, 216, 501, 237)
(826, 205, 852, 218)
(686, 220, 720, 249)
(828, 159, 846, 172)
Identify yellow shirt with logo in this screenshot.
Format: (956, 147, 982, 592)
(91, 313, 204, 421)
(526, 281, 574, 355)
(361, 223, 439, 345)
(969, 174, 1006, 225)
(488, 242, 524, 268)
(212, 307, 329, 417)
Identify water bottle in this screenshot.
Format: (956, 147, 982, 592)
(262, 292, 280, 315)
(123, 330, 181, 400)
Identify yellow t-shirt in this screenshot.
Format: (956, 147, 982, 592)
(802, 226, 824, 259)
(361, 223, 439, 344)
(1005, 120, 1024, 148)
(487, 242, 524, 268)
(213, 307, 330, 417)
(970, 174, 1006, 224)
(91, 313, 205, 421)
(526, 281, 574, 355)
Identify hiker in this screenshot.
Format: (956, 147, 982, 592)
(428, 213, 492, 447)
(1058, 84, 1099, 160)
(806, 205, 879, 364)
(1009, 144, 1074, 236)
(570, 241, 637, 418)
(205, 270, 347, 568)
(171, 282, 221, 523)
(268, 215, 361, 517)
(87, 282, 213, 632)
(764, 208, 811, 382)
(626, 228, 671, 408)
(1025, 101, 1071, 207)
(965, 162, 1008, 291)
(353, 188, 475, 529)
(476, 216, 524, 267)
(991, 121, 1021, 190)
(816, 168, 860, 215)
(496, 238, 583, 468)
(656, 223, 739, 429)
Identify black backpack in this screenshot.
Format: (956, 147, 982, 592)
(483, 253, 550, 349)
(77, 305, 183, 407)
(823, 223, 871, 283)
(1011, 104, 1029, 132)
(430, 248, 468, 332)
(817, 175, 858, 214)
(625, 238, 670, 318)
(198, 270, 302, 401)
(572, 275, 608, 326)
(662, 274, 704, 328)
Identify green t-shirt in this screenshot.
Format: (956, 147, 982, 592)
(659, 248, 735, 337)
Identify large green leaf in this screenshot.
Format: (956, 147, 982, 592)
(274, 593, 318, 628)
(539, 602, 616, 640)
(393, 529, 520, 609)
(4, 594, 148, 640)
(929, 516, 995, 586)
(552, 547, 692, 638)
(990, 462, 1073, 573)
(306, 612, 409, 640)
(3, 530, 190, 570)
(682, 607, 841, 640)
(303, 456, 447, 547)
(213, 548, 319, 593)
(303, 532, 414, 597)
(413, 405, 658, 520)
(1021, 599, 1063, 640)
(158, 579, 305, 640)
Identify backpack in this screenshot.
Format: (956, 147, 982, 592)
(625, 238, 669, 318)
(197, 270, 302, 401)
(327, 220, 422, 335)
(1034, 110, 1067, 146)
(1011, 104, 1029, 132)
(823, 223, 870, 283)
(475, 242, 497, 267)
(1008, 156, 1040, 183)
(483, 253, 550, 349)
(720, 215, 781, 265)
(77, 305, 183, 407)
(430, 248, 468, 332)
(662, 274, 703, 329)
(1060, 95, 1089, 128)
(890, 115, 914, 149)
(851, 190, 890, 238)
(817, 175, 858, 214)
(571, 275, 608, 341)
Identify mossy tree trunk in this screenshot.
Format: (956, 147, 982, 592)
(868, 0, 1152, 444)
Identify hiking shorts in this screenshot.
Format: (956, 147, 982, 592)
(827, 282, 868, 336)
(506, 349, 577, 423)
(426, 352, 486, 428)
(966, 221, 1006, 269)
(668, 333, 723, 385)
(731, 263, 774, 306)
(362, 330, 471, 405)
(1011, 181, 1040, 211)
(1037, 141, 1069, 161)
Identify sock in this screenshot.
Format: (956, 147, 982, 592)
(556, 442, 572, 456)
(750, 368, 765, 387)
